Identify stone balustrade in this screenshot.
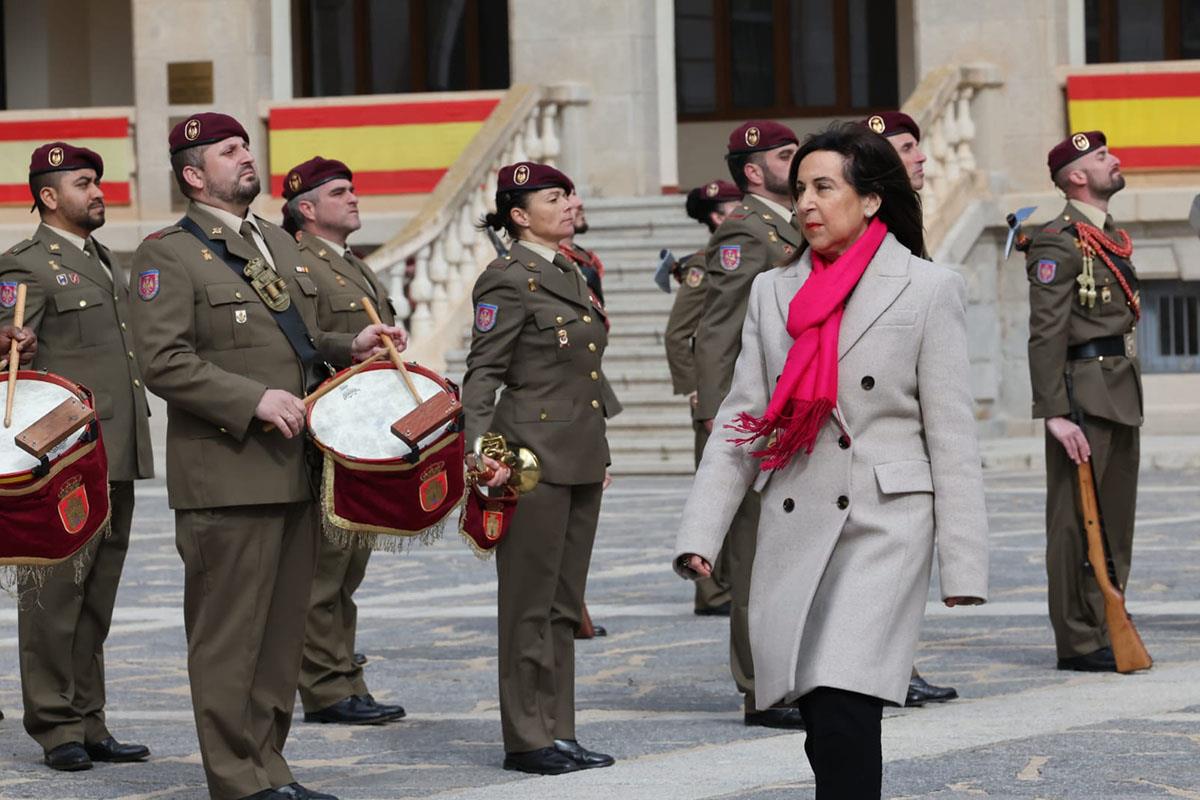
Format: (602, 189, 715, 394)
(367, 83, 591, 369)
(903, 63, 1004, 253)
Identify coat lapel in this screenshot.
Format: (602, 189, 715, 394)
(188, 205, 262, 264)
(745, 195, 803, 250)
(774, 251, 811, 322)
(37, 224, 111, 290)
(300, 232, 374, 297)
(837, 233, 910, 361)
(510, 242, 588, 310)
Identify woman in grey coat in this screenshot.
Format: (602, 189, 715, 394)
(675, 124, 989, 798)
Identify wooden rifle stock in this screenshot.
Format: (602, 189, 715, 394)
(1075, 458, 1152, 673)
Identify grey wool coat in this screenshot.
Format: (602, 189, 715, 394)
(674, 233, 989, 708)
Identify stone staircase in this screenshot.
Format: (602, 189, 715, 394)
(444, 195, 709, 475)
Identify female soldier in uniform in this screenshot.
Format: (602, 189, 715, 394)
(675, 125, 989, 797)
(463, 162, 621, 776)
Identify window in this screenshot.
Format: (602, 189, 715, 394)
(1085, 0, 1200, 62)
(292, 0, 510, 97)
(1140, 280, 1200, 372)
(674, 0, 898, 120)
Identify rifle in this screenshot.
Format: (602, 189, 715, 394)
(1064, 371, 1152, 673)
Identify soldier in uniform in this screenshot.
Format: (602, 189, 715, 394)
(130, 113, 404, 800)
(694, 121, 805, 728)
(1026, 131, 1140, 672)
(664, 179, 742, 616)
(861, 111, 960, 707)
(464, 162, 621, 775)
(280, 156, 406, 726)
(0, 142, 154, 772)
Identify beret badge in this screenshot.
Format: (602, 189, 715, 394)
(745, 126, 760, 147)
(867, 115, 886, 134)
(184, 118, 201, 142)
(513, 164, 530, 185)
(705, 182, 719, 198)
(48, 147, 64, 167)
(1072, 133, 1090, 151)
(287, 172, 302, 193)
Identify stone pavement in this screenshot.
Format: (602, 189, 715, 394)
(1, 469, 1199, 799)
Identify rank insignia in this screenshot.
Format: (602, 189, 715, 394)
(295, 265, 309, 273)
(685, 266, 705, 288)
(318, 249, 328, 257)
(0, 282, 17, 308)
(475, 302, 498, 332)
(527, 278, 538, 292)
(1037, 259, 1057, 284)
(48, 243, 60, 252)
(201, 249, 213, 261)
(211, 226, 223, 236)
(234, 309, 248, 324)
(557, 328, 570, 348)
(56, 274, 69, 286)
(68, 272, 80, 285)
(48, 260, 60, 270)
(138, 269, 160, 301)
(720, 245, 742, 271)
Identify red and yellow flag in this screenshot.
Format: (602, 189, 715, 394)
(0, 116, 132, 205)
(267, 97, 501, 196)
(1067, 72, 1200, 170)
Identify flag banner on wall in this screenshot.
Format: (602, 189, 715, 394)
(267, 97, 501, 196)
(1067, 72, 1200, 170)
(0, 116, 133, 205)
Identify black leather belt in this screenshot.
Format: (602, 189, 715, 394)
(1068, 335, 1125, 360)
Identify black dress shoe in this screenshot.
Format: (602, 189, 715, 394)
(44, 742, 92, 771)
(694, 601, 732, 617)
(1057, 646, 1117, 672)
(85, 736, 150, 762)
(744, 706, 806, 729)
(286, 783, 338, 800)
(353, 652, 367, 666)
(304, 694, 405, 725)
(905, 675, 959, 707)
(554, 738, 615, 769)
(502, 746, 580, 775)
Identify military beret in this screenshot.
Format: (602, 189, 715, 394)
(283, 156, 352, 200)
(497, 162, 573, 193)
(727, 121, 799, 156)
(862, 111, 921, 141)
(169, 112, 249, 154)
(691, 180, 741, 204)
(1047, 131, 1107, 177)
(29, 142, 104, 179)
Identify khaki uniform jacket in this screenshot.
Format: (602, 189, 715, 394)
(0, 224, 153, 481)
(676, 234, 989, 708)
(130, 203, 352, 510)
(663, 251, 707, 400)
(462, 241, 621, 485)
(694, 195, 802, 420)
(296, 231, 395, 344)
(1026, 202, 1142, 427)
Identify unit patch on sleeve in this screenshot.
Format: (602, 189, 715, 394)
(1036, 259, 1057, 284)
(0, 282, 16, 308)
(720, 245, 742, 271)
(138, 269, 161, 300)
(475, 302, 498, 332)
(685, 266, 705, 288)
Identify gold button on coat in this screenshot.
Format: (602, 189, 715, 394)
(539, 411, 548, 420)
(78, 300, 87, 307)
(591, 399, 600, 409)
(555, 315, 564, 324)
(587, 343, 596, 352)
(582, 314, 592, 323)
(590, 371, 599, 380)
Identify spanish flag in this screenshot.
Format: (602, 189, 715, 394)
(1067, 72, 1200, 170)
(268, 97, 500, 196)
(0, 116, 132, 205)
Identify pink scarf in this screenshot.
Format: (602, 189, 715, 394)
(728, 218, 888, 470)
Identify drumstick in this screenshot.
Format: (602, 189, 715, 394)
(360, 296, 420, 402)
(4, 282, 28, 428)
(263, 350, 386, 432)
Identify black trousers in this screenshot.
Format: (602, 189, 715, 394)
(796, 687, 885, 799)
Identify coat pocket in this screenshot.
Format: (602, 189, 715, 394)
(53, 286, 111, 346)
(874, 309, 918, 327)
(874, 459, 934, 494)
(204, 283, 258, 349)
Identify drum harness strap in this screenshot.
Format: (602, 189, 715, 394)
(177, 216, 333, 391)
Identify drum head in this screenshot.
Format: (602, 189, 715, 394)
(309, 367, 454, 461)
(0, 374, 90, 475)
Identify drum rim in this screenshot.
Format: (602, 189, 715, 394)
(306, 360, 458, 465)
(0, 370, 93, 482)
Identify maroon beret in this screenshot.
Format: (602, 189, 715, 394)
(727, 121, 799, 156)
(862, 111, 921, 141)
(283, 156, 352, 200)
(1048, 131, 1107, 177)
(497, 162, 573, 193)
(169, 113, 249, 155)
(29, 142, 104, 179)
(691, 180, 741, 204)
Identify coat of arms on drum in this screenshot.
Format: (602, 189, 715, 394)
(56, 475, 90, 535)
(419, 463, 449, 512)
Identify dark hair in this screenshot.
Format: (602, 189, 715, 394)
(685, 191, 721, 233)
(789, 122, 927, 259)
(725, 150, 766, 194)
(169, 145, 207, 199)
(29, 172, 63, 215)
(476, 189, 533, 238)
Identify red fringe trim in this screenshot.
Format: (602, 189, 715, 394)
(727, 397, 834, 471)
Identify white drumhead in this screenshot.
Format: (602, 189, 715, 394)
(0, 376, 89, 474)
(309, 368, 454, 460)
